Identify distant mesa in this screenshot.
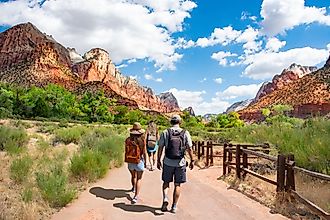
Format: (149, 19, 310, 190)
(226, 99, 253, 114)
(0, 22, 180, 113)
(238, 60, 330, 122)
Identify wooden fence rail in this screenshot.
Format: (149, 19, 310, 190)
(192, 140, 330, 219)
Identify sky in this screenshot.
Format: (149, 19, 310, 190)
(0, 0, 330, 115)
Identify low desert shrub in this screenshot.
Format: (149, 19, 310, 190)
(54, 126, 88, 144)
(36, 164, 76, 207)
(0, 125, 28, 153)
(10, 155, 33, 183)
(70, 149, 109, 181)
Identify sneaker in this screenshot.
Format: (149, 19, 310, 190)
(131, 197, 138, 204)
(161, 200, 169, 212)
(130, 187, 135, 193)
(170, 206, 177, 214)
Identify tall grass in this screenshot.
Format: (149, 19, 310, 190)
(223, 118, 330, 174)
(10, 155, 33, 183)
(36, 163, 76, 207)
(0, 125, 28, 154)
(70, 127, 125, 181)
(53, 126, 88, 144)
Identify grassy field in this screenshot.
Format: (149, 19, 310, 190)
(190, 117, 330, 175)
(0, 119, 128, 220)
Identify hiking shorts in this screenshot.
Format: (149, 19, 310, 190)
(162, 164, 186, 184)
(128, 159, 145, 172)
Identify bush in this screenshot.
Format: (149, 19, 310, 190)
(54, 126, 88, 144)
(0, 125, 28, 153)
(10, 155, 33, 183)
(21, 187, 33, 203)
(36, 164, 76, 207)
(70, 149, 109, 181)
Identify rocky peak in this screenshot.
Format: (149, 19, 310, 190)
(325, 54, 330, 68)
(254, 63, 317, 102)
(184, 107, 195, 116)
(226, 99, 253, 113)
(158, 92, 179, 108)
(84, 48, 110, 62)
(68, 47, 84, 63)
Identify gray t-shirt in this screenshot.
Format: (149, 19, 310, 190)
(158, 125, 193, 167)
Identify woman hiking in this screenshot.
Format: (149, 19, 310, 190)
(145, 120, 159, 171)
(124, 122, 147, 204)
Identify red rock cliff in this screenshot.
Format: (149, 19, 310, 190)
(0, 23, 180, 113)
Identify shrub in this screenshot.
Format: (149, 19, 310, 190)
(70, 149, 109, 181)
(36, 164, 76, 207)
(54, 126, 88, 144)
(0, 125, 28, 153)
(10, 155, 33, 183)
(21, 187, 33, 203)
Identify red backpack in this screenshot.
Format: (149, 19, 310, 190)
(125, 138, 141, 164)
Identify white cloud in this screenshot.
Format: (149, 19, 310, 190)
(196, 26, 241, 47)
(265, 37, 286, 52)
(168, 88, 229, 115)
(261, 0, 330, 36)
(214, 77, 223, 84)
(0, 0, 197, 71)
(175, 37, 195, 49)
(211, 51, 237, 66)
(129, 75, 138, 80)
(216, 84, 262, 100)
(241, 11, 257, 21)
(116, 64, 128, 69)
(242, 46, 329, 80)
(236, 26, 262, 54)
(144, 74, 162, 82)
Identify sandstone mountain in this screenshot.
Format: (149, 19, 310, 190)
(225, 99, 253, 114)
(183, 107, 195, 116)
(0, 22, 180, 113)
(239, 60, 330, 121)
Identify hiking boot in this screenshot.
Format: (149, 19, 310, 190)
(161, 200, 169, 212)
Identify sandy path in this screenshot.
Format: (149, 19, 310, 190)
(52, 166, 287, 220)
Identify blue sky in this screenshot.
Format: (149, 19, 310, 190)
(1, 0, 330, 115)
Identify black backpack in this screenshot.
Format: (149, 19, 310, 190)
(165, 129, 186, 159)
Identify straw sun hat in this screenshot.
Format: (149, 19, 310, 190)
(129, 122, 145, 135)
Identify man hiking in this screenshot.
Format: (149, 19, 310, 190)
(157, 115, 194, 213)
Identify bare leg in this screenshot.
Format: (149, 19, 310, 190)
(134, 171, 143, 198)
(129, 170, 136, 191)
(152, 152, 156, 166)
(148, 154, 153, 170)
(173, 183, 181, 206)
(162, 182, 170, 200)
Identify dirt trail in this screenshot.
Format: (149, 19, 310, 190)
(52, 166, 287, 220)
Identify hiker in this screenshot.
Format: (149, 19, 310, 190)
(157, 115, 195, 213)
(145, 120, 159, 171)
(125, 122, 147, 204)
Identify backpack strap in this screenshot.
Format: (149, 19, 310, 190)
(166, 128, 172, 148)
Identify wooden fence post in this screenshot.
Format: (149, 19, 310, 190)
(206, 142, 210, 166)
(286, 154, 296, 191)
(228, 144, 233, 173)
(202, 141, 205, 156)
(210, 142, 214, 166)
(242, 145, 248, 178)
(236, 144, 241, 179)
(197, 141, 201, 160)
(277, 154, 286, 192)
(223, 143, 227, 175)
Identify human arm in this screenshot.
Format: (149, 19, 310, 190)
(185, 131, 195, 170)
(157, 131, 166, 170)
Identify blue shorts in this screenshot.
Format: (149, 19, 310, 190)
(147, 142, 158, 154)
(128, 159, 145, 172)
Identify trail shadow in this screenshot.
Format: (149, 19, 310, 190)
(89, 187, 131, 201)
(113, 202, 164, 216)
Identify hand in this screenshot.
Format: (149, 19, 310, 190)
(189, 160, 194, 170)
(157, 160, 162, 170)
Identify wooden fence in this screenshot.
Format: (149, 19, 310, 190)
(191, 141, 330, 220)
